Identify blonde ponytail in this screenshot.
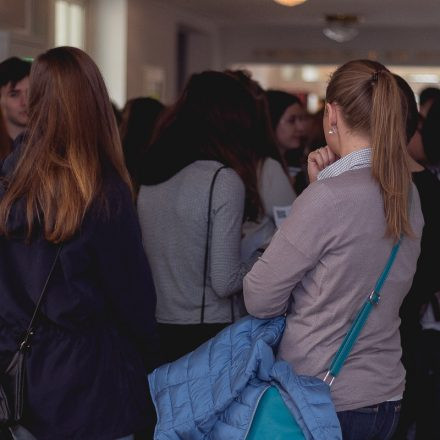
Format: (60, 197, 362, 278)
(326, 60, 413, 242)
(370, 70, 413, 241)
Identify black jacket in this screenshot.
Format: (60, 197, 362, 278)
(0, 146, 158, 439)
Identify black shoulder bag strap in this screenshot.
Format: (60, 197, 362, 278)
(200, 166, 227, 324)
(19, 245, 63, 351)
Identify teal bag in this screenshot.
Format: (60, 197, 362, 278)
(246, 240, 402, 440)
(247, 386, 306, 440)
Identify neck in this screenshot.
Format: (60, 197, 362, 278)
(337, 133, 371, 158)
(6, 123, 24, 141)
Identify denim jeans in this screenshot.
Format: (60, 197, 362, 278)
(337, 400, 401, 440)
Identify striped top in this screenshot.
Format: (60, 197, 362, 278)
(318, 147, 371, 181)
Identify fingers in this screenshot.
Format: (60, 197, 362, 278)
(324, 146, 337, 163)
(310, 147, 336, 169)
(307, 146, 338, 183)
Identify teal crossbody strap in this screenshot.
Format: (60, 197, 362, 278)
(323, 238, 402, 385)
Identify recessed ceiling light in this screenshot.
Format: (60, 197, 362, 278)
(273, 0, 308, 7)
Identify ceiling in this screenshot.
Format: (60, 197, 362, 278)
(158, 0, 440, 27)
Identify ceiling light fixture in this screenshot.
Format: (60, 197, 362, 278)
(323, 14, 360, 43)
(273, 0, 308, 7)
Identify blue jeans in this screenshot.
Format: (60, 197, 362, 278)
(337, 400, 401, 440)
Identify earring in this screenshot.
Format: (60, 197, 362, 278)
(328, 125, 337, 135)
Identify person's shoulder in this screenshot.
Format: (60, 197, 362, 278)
(298, 177, 339, 203)
(262, 157, 284, 173)
(216, 166, 244, 195)
(193, 160, 243, 189)
(320, 167, 377, 201)
(88, 166, 133, 225)
(102, 166, 132, 201)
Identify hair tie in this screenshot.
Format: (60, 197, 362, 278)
(371, 70, 382, 83)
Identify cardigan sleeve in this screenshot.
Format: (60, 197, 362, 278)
(244, 181, 340, 318)
(209, 168, 257, 298)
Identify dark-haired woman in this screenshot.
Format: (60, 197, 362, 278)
(224, 70, 296, 260)
(137, 71, 263, 363)
(0, 47, 158, 440)
(266, 90, 308, 194)
(244, 60, 424, 440)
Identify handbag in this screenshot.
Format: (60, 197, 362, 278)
(0, 245, 62, 427)
(247, 239, 402, 440)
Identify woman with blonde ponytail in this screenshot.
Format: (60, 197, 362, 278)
(243, 60, 424, 439)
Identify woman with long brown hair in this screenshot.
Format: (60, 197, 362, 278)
(243, 60, 424, 439)
(137, 71, 264, 363)
(0, 47, 157, 440)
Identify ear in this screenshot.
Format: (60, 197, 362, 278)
(326, 102, 338, 127)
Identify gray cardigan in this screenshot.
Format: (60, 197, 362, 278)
(138, 160, 254, 324)
(244, 167, 424, 411)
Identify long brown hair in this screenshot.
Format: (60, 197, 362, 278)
(0, 46, 131, 243)
(326, 59, 412, 241)
(140, 71, 263, 221)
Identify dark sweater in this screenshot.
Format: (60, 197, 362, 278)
(0, 147, 158, 439)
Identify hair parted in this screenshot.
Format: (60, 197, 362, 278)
(0, 46, 131, 243)
(326, 59, 412, 241)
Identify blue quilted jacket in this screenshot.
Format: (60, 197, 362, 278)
(148, 316, 342, 439)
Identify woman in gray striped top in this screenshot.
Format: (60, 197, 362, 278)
(137, 71, 268, 363)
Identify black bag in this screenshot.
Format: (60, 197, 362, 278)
(0, 246, 62, 427)
(0, 351, 26, 426)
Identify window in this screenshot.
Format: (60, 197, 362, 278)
(55, 0, 85, 49)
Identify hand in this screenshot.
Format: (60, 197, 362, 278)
(307, 146, 337, 183)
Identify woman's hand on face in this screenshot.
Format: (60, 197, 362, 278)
(307, 146, 337, 183)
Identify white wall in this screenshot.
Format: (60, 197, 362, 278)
(0, 0, 52, 60)
(88, 0, 127, 108)
(126, 0, 220, 105)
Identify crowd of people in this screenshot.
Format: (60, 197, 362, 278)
(0, 47, 438, 440)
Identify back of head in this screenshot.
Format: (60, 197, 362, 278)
(224, 69, 282, 164)
(326, 59, 412, 241)
(0, 46, 130, 242)
(0, 57, 31, 88)
(266, 90, 302, 130)
(142, 70, 263, 220)
(144, 70, 260, 180)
